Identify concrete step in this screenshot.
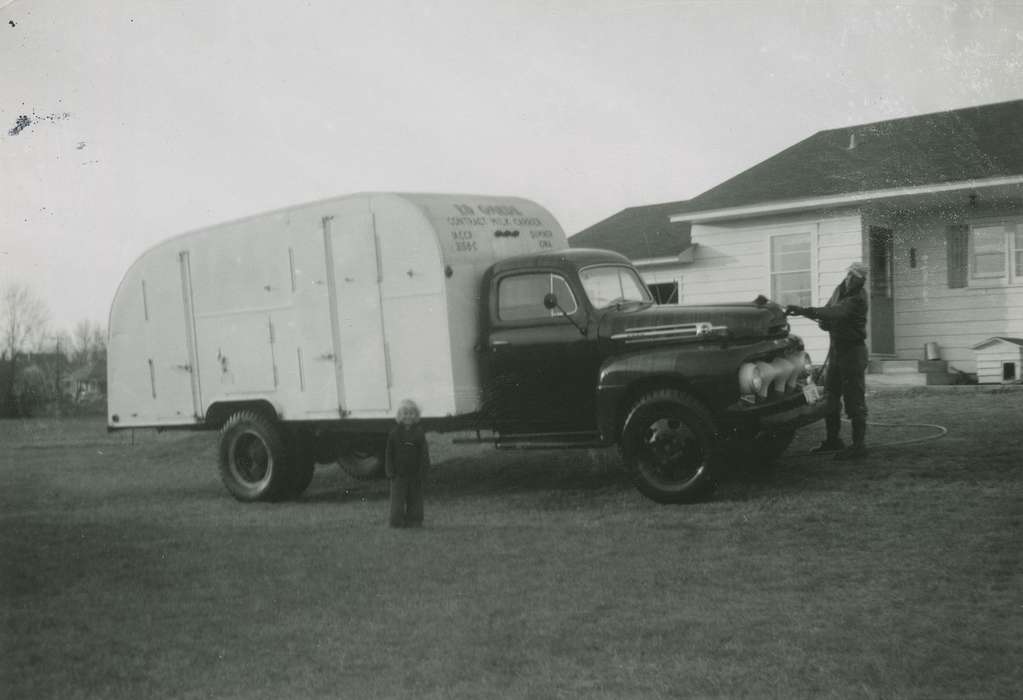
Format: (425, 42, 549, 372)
(865, 359, 953, 386)
(867, 373, 928, 388)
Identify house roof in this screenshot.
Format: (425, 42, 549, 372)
(570, 200, 692, 261)
(675, 99, 1023, 219)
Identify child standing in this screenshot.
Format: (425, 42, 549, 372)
(385, 399, 431, 528)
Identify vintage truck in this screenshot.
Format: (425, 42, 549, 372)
(108, 192, 826, 504)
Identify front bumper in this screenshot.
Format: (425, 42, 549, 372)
(721, 388, 830, 431)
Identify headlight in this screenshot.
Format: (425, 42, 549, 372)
(754, 361, 777, 398)
(770, 357, 794, 393)
(738, 363, 763, 394)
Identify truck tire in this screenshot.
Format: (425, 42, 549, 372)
(338, 443, 386, 480)
(218, 411, 292, 502)
(620, 389, 720, 504)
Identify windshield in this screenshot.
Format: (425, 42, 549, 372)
(579, 265, 653, 309)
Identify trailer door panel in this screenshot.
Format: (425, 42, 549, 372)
(195, 314, 277, 395)
(145, 251, 202, 421)
(325, 214, 391, 413)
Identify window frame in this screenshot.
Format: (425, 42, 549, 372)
(578, 264, 654, 310)
(967, 218, 1023, 286)
(647, 281, 680, 305)
(768, 230, 814, 307)
(494, 270, 580, 325)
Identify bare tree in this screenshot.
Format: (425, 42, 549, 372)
(68, 319, 107, 365)
(52, 329, 74, 362)
(72, 319, 97, 365)
(2, 283, 50, 413)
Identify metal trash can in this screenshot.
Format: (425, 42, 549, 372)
(924, 342, 941, 361)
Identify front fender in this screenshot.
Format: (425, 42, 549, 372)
(595, 336, 806, 440)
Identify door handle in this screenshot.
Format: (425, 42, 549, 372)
(489, 340, 510, 348)
(173, 364, 192, 372)
(318, 353, 335, 361)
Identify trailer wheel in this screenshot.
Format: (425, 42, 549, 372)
(338, 442, 386, 480)
(218, 411, 291, 502)
(620, 389, 720, 504)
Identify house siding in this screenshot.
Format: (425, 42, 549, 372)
(637, 198, 1023, 375)
(891, 203, 1023, 374)
(684, 211, 862, 363)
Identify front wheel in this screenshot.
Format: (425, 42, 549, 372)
(620, 389, 720, 504)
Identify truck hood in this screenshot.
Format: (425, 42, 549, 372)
(597, 301, 790, 345)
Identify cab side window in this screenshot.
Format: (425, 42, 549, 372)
(498, 273, 578, 321)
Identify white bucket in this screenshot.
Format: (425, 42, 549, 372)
(924, 342, 940, 361)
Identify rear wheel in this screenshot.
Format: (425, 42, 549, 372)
(620, 389, 719, 504)
(338, 440, 386, 480)
(218, 411, 292, 502)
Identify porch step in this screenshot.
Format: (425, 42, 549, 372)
(866, 359, 953, 386)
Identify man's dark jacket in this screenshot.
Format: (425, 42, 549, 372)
(804, 280, 868, 349)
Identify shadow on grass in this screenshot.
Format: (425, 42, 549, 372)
(300, 449, 632, 506)
(300, 430, 974, 508)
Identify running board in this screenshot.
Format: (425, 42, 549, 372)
(495, 440, 608, 451)
(452, 430, 608, 450)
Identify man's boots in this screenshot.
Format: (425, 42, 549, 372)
(835, 418, 867, 460)
(811, 414, 845, 453)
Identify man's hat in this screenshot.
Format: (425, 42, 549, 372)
(846, 261, 868, 278)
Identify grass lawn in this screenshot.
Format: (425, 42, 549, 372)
(2, 388, 1021, 699)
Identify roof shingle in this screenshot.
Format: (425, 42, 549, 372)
(680, 99, 1023, 214)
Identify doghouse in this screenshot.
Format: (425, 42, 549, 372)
(971, 337, 1023, 384)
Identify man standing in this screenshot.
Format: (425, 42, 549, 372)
(786, 261, 870, 461)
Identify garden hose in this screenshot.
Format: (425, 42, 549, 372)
(789, 418, 948, 459)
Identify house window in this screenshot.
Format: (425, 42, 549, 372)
(1015, 230, 1023, 277)
(498, 273, 577, 321)
(967, 221, 1023, 283)
(770, 233, 812, 306)
(970, 225, 1007, 279)
(647, 282, 679, 305)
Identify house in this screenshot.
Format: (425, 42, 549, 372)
(575, 99, 1023, 376)
(62, 362, 107, 402)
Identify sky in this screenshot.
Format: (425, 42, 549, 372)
(1, 0, 1022, 336)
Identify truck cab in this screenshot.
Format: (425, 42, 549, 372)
(480, 248, 828, 502)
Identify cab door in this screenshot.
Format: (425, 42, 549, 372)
(484, 270, 598, 433)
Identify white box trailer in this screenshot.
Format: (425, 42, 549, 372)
(108, 193, 568, 432)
